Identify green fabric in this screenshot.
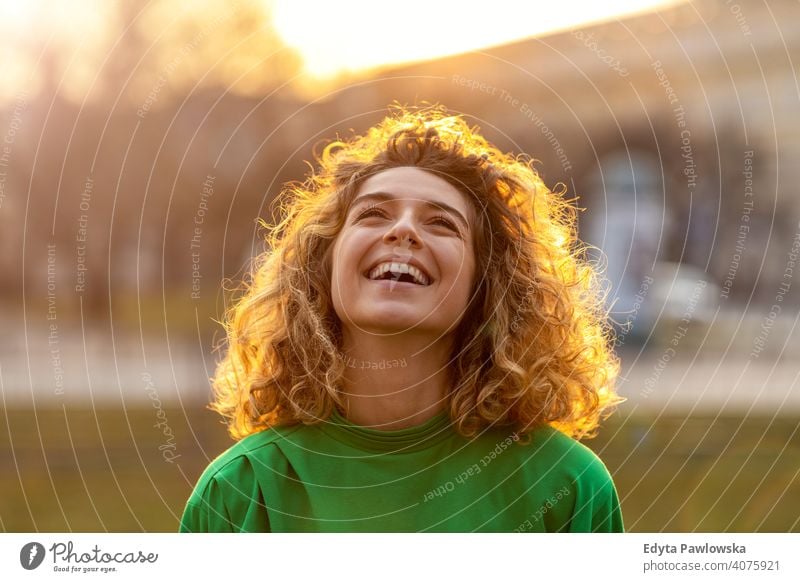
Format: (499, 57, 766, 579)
(180, 409, 624, 532)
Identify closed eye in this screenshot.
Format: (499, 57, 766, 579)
(354, 205, 462, 237)
(430, 215, 459, 232)
(354, 205, 387, 221)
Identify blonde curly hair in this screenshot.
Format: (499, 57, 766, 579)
(211, 104, 623, 441)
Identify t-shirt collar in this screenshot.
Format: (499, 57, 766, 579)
(320, 407, 454, 453)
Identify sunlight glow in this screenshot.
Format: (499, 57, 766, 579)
(0, 0, 114, 102)
(0, 0, 111, 48)
(272, 0, 685, 79)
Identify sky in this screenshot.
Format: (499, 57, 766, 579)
(0, 0, 686, 104)
(271, 0, 686, 78)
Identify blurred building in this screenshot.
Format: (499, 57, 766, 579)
(322, 0, 795, 313)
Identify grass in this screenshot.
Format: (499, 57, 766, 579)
(1, 407, 798, 531)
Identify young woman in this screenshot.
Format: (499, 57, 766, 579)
(180, 105, 624, 532)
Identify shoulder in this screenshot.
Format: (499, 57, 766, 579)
(517, 424, 615, 487)
(193, 424, 303, 491)
(179, 425, 302, 532)
(514, 426, 624, 532)
(180, 424, 304, 532)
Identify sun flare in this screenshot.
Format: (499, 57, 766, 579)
(271, 0, 685, 79)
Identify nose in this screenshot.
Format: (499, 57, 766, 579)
(382, 210, 422, 247)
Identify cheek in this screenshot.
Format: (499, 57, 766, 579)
(330, 231, 368, 291)
(331, 234, 354, 277)
(455, 243, 476, 279)
(459, 250, 478, 299)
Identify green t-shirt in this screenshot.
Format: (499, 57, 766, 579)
(180, 409, 623, 532)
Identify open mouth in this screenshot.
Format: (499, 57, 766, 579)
(363, 262, 433, 286)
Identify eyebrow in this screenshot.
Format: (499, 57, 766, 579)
(350, 191, 470, 230)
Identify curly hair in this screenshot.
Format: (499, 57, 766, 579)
(210, 104, 623, 442)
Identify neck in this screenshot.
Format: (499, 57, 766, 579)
(337, 331, 452, 430)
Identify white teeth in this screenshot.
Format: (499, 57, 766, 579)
(409, 265, 429, 285)
(367, 262, 429, 285)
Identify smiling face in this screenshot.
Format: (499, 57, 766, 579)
(330, 166, 477, 340)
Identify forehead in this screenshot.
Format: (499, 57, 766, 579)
(353, 167, 474, 220)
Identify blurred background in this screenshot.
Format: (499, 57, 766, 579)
(1, 0, 798, 532)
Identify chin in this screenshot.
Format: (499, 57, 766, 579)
(350, 307, 442, 333)
(358, 313, 426, 333)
